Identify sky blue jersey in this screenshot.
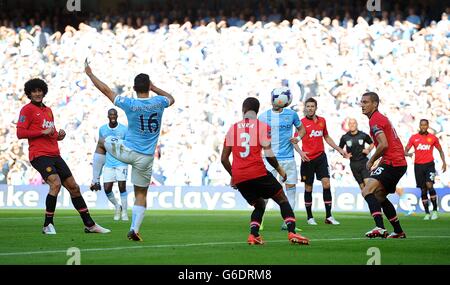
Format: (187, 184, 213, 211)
(114, 95, 170, 155)
(258, 108, 301, 160)
(99, 123, 128, 168)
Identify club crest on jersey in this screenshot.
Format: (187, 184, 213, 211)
(359, 139, 364, 145)
(417, 144, 431, 150)
(42, 119, 54, 129)
(309, 130, 323, 138)
(427, 137, 433, 143)
(346, 140, 352, 147)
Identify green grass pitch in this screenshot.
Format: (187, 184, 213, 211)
(0, 210, 449, 265)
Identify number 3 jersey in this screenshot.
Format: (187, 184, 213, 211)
(369, 110, 406, 167)
(224, 118, 271, 184)
(114, 95, 170, 155)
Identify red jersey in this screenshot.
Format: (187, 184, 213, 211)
(16, 102, 60, 161)
(406, 133, 441, 164)
(224, 118, 271, 184)
(369, 111, 406, 167)
(300, 116, 328, 160)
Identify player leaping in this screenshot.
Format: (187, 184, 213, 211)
(258, 87, 308, 231)
(361, 92, 407, 239)
(221, 97, 309, 245)
(85, 60, 174, 241)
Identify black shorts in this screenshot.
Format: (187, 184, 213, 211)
(350, 158, 370, 185)
(300, 152, 330, 185)
(370, 163, 407, 193)
(30, 156, 73, 182)
(414, 162, 436, 188)
(236, 172, 283, 205)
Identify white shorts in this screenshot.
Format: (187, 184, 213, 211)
(104, 136, 154, 187)
(103, 166, 128, 183)
(264, 159, 298, 185)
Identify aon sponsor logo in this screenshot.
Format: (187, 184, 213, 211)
(417, 144, 431, 150)
(42, 119, 55, 129)
(309, 130, 323, 138)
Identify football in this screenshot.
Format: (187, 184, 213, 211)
(271, 87, 292, 108)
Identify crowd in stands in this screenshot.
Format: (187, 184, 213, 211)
(0, 6, 449, 188)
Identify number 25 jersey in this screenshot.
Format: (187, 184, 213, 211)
(224, 118, 271, 184)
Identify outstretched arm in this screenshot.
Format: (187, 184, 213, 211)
(324, 134, 347, 157)
(84, 59, 117, 103)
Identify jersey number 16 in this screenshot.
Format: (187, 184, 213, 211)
(139, 113, 159, 133)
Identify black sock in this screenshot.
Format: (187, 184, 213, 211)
(71, 196, 95, 227)
(364, 194, 384, 228)
(323, 188, 332, 218)
(304, 191, 313, 219)
(279, 201, 297, 233)
(429, 188, 438, 211)
(421, 188, 430, 214)
(44, 194, 57, 227)
(381, 199, 403, 233)
(250, 207, 265, 237)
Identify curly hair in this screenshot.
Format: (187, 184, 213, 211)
(24, 78, 48, 99)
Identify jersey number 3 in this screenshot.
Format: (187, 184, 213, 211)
(139, 113, 159, 133)
(240, 133, 251, 158)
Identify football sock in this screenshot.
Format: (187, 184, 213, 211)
(71, 196, 95, 227)
(120, 191, 128, 212)
(422, 197, 430, 214)
(105, 191, 119, 207)
(304, 191, 313, 219)
(44, 194, 57, 227)
(364, 193, 384, 229)
(429, 188, 438, 211)
(381, 199, 403, 233)
(285, 186, 297, 210)
(323, 188, 332, 218)
(91, 153, 105, 184)
(250, 207, 265, 237)
(279, 201, 297, 233)
(131, 205, 146, 233)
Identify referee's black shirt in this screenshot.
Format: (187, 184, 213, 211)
(339, 131, 373, 162)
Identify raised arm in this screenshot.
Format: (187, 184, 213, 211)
(150, 83, 175, 106)
(84, 59, 117, 103)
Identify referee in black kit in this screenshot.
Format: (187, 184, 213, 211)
(339, 118, 374, 190)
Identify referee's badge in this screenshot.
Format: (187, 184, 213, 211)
(358, 139, 364, 145)
(346, 140, 352, 147)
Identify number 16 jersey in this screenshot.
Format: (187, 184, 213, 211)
(114, 95, 170, 155)
(224, 118, 271, 184)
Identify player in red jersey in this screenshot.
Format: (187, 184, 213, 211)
(405, 119, 447, 220)
(291, 97, 347, 225)
(360, 92, 407, 239)
(221, 97, 309, 245)
(16, 78, 110, 235)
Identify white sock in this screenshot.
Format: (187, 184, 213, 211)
(286, 186, 297, 210)
(120, 192, 128, 212)
(106, 191, 118, 207)
(130, 205, 146, 233)
(91, 153, 106, 184)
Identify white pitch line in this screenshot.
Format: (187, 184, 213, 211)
(1, 236, 449, 257)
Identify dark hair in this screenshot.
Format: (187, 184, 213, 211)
(362, 92, 380, 105)
(305, 97, 317, 107)
(133, 73, 150, 93)
(24, 78, 48, 99)
(242, 97, 260, 114)
(420, 119, 429, 124)
(108, 108, 118, 115)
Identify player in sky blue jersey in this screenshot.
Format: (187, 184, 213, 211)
(258, 88, 308, 231)
(85, 60, 175, 241)
(90, 108, 129, 221)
